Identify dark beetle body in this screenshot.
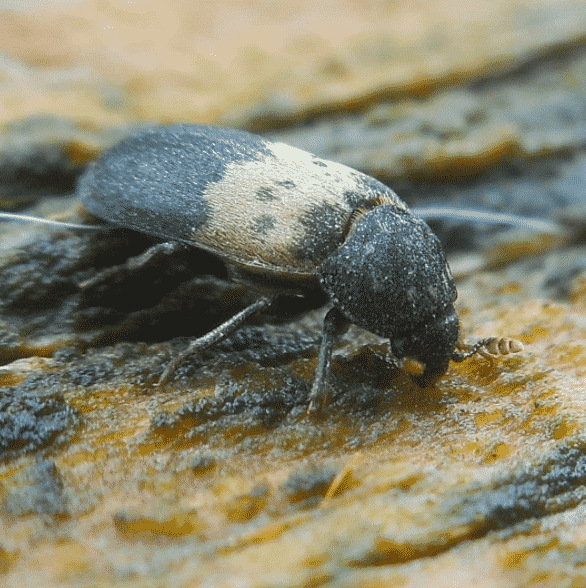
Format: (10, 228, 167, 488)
(79, 124, 460, 405)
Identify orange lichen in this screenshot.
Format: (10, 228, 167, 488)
(475, 410, 503, 427)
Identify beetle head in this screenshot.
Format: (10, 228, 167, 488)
(389, 311, 459, 386)
(317, 204, 459, 384)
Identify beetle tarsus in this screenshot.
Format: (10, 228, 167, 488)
(157, 295, 275, 385)
(307, 307, 350, 414)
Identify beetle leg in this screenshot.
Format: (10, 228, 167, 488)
(78, 241, 185, 290)
(307, 307, 350, 414)
(157, 295, 275, 385)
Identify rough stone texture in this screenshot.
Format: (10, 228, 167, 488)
(1, 0, 586, 131)
(1, 1, 586, 587)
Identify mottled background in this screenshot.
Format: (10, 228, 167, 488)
(2, 1, 586, 587)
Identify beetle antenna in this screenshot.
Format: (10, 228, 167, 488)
(413, 206, 562, 234)
(452, 337, 524, 362)
(0, 211, 104, 231)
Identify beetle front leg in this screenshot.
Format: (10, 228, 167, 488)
(307, 307, 350, 414)
(158, 295, 275, 385)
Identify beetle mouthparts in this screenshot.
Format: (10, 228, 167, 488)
(399, 357, 426, 376)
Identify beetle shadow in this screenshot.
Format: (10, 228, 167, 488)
(327, 344, 447, 414)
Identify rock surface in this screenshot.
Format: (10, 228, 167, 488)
(1, 1, 586, 587)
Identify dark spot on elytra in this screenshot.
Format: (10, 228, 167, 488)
(256, 186, 278, 201)
(277, 180, 297, 189)
(343, 174, 401, 210)
(312, 160, 328, 168)
(292, 202, 347, 263)
(343, 190, 367, 207)
(251, 214, 277, 235)
(343, 189, 389, 211)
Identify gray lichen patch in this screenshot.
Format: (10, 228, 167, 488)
(0, 382, 79, 462)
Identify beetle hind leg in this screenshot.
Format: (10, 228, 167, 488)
(157, 295, 275, 385)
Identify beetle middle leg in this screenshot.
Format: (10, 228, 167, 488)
(307, 307, 351, 414)
(157, 295, 276, 384)
(80, 241, 186, 287)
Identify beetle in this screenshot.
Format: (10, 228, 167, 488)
(1, 124, 524, 412)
